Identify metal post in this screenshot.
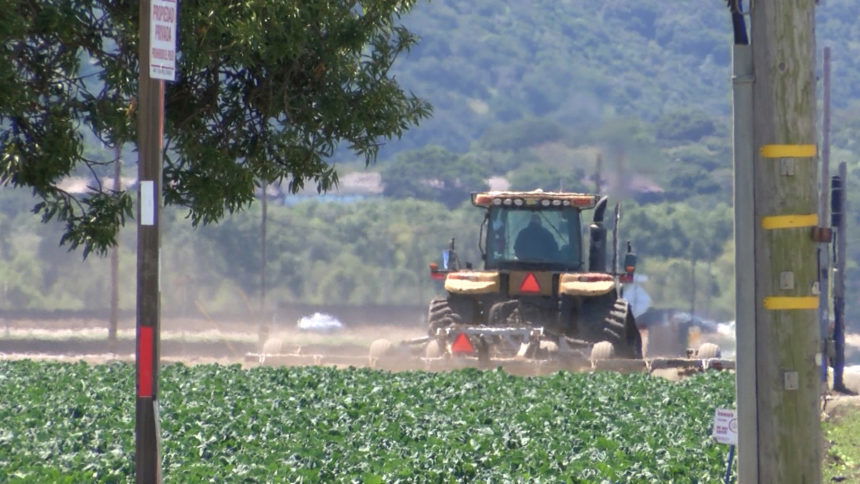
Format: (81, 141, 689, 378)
(725, 444, 736, 484)
(731, 41, 758, 484)
(750, 1, 821, 481)
(832, 162, 850, 393)
(136, 0, 164, 481)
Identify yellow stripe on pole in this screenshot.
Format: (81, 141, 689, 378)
(763, 297, 819, 310)
(761, 214, 818, 230)
(760, 144, 817, 158)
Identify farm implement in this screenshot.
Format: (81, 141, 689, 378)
(247, 323, 733, 376)
(363, 328, 733, 376)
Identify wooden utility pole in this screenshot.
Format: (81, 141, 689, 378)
(689, 253, 696, 318)
(818, 47, 832, 384)
(110, 144, 122, 353)
(137, 0, 175, 481)
(750, 1, 821, 482)
(261, 183, 267, 312)
(258, 183, 269, 351)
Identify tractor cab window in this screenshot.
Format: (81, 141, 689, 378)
(486, 206, 582, 270)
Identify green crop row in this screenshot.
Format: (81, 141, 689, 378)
(0, 361, 734, 482)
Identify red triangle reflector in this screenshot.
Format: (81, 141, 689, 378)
(520, 273, 541, 293)
(451, 333, 475, 354)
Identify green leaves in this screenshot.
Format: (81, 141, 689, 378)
(1, 0, 430, 256)
(0, 361, 135, 482)
(1, 361, 734, 482)
(32, 187, 134, 258)
(156, 0, 431, 229)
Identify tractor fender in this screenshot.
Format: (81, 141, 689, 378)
(559, 273, 617, 296)
(444, 271, 500, 294)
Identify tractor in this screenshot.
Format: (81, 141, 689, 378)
(416, 190, 642, 367)
(249, 189, 728, 374)
(411, 189, 646, 367)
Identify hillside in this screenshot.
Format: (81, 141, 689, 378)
(2, 0, 859, 325)
(379, 0, 860, 156)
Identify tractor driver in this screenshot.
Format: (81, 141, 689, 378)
(514, 213, 558, 261)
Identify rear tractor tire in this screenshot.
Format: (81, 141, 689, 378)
(487, 300, 520, 326)
(427, 296, 477, 335)
(584, 298, 643, 359)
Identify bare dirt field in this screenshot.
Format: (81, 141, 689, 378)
(0, 316, 425, 367)
(4, 315, 860, 390)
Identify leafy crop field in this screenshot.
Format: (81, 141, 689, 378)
(1, 361, 734, 482)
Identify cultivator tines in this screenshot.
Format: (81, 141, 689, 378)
(245, 351, 369, 367)
(647, 357, 736, 372)
(246, 330, 734, 378)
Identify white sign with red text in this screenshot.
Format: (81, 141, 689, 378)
(150, 0, 177, 81)
(712, 408, 738, 445)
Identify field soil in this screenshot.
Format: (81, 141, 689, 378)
(4, 316, 860, 379)
(0, 316, 424, 366)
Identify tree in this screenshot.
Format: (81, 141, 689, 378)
(0, 0, 430, 256)
(381, 145, 488, 208)
(655, 109, 718, 143)
(622, 201, 731, 261)
(506, 164, 586, 192)
(477, 118, 566, 152)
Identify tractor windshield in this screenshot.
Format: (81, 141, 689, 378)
(485, 206, 583, 271)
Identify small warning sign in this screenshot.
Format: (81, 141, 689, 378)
(712, 408, 738, 445)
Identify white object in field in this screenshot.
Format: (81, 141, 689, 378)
(297, 312, 343, 331)
(140, 181, 155, 226)
(712, 408, 738, 445)
(623, 283, 652, 318)
(718, 321, 736, 337)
